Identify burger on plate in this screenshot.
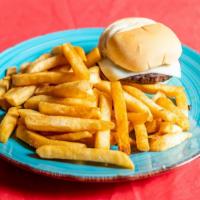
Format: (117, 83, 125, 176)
(98, 18, 182, 84)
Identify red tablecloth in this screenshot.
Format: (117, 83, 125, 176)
(0, 0, 200, 199)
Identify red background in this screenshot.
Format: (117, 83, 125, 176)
(0, 0, 200, 199)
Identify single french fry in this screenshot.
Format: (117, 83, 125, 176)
(20, 62, 31, 73)
(152, 91, 166, 102)
(111, 81, 130, 154)
(36, 145, 134, 169)
(85, 48, 101, 67)
(74, 46, 87, 62)
(156, 97, 189, 131)
(18, 109, 42, 119)
(24, 95, 96, 110)
(35, 81, 93, 99)
(127, 112, 148, 124)
(94, 81, 111, 94)
(38, 102, 101, 119)
(49, 65, 71, 72)
(150, 132, 192, 151)
(158, 122, 182, 134)
(123, 85, 177, 122)
(145, 119, 161, 134)
(63, 43, 89, 79)
(16, 125, 86, 149)
(4, 86, 36, 106)
(89, 66, 101, 84)
(0, 97, 10, 110)
(26, 55, 67, 73)
(34, 53, 52, 63)
(134, 123, 149, 151)
(0, 79, 10, 97)
(176, 90, 188, 116)
(125, 83, 183, 97)
(95, 94, 112, 149)
(0, 107, 19, 143)
(25, 114, 114, 132)
(47, 131, 93, 141)
(12, 72, 80, 86)
(6, 67, 17, 76)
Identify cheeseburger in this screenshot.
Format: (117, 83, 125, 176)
(98, 18, 182, 84)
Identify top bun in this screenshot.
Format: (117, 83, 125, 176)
(99, 18, 182, 72)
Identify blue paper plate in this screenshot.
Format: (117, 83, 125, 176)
(0, 28, 200, 182)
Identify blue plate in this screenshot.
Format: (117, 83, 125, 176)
(0, 28, 200, 182)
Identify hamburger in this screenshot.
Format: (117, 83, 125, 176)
(98, 18, 182, 84)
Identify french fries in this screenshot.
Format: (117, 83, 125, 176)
(111, 81, 130, 154)
(85, 47, 101, 67)
(127, 112, 148, 124)
(89, 66, 101, 84)
(36, 145, 134, 169)
(0, 107, 19, 143)
(25, 114, 114, 132)
(146, 119, 161, 134)
(63, 43, 89, 79)
(4, 86, 36, 106)
(95, 94, 112, 149)
(6, 67, 17, 76)
(176, 90, 188, 116)
(16, 125, 86, 149)
(158, 122, 182, 134)
(38, 102, 101, 119)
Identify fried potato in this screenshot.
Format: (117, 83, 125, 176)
(152, 91, 166, 102)
(149, 131, 192, 151)
(0, 97, 10, 110)
(89, 66, 101, 84)
(47, 131, 93, 141)
(145, 119, 161, 134)
(94, 81, 111, 94)
(25, 114, 114, 132)
(111, 81, 130, 154)
(26, 55, 67, 73)
(95, 94, 112, 149)
(20, 62, 31, 73)
(0, 79, 10, 97)
(24, 95, 96, 110)
(12, 72, 80, 86)
(16, 125, 86, 149)
(39, 102, 101, 119)
(49, 65, 71, 72)
(123, 85, 177, 122)
(0, 107, 19, 143)
(176, 90, 188, 116)
(127, 112, 148, 124)
(36, 145, 134, 169)
(63, 43, 89, 79)
(18, 109, 42, 119)
(6, 67, 17, 76)
(134, 123, 149, 151)
(85, 47, 101, 68)
(4, 86, 36, 106)
(156, 97, 189, 131)
(159, 122, 182, 134)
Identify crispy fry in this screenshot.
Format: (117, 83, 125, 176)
(74, 46, 87, 62)
(176, 90, 188, 116)
(85, 48, 101, 67)
(111, 81, 130, 154)
(16, 125, 86, 149)
(24, 95, 96, 110)
(0, 79, 10, 96)
(0, 107, 19, 143)
(156, 97, 189, 131)
(89, 66, 101, 84)
(4, 86, 36, 106)
(34, 53, 52, 63)
(145, 119, 161, 134)
(94, 81, 111, 94)
(18, 109, 42, 119)
(152, 91, 166, 102)
(150, 132, 192, 151)
(47, 131, 93, 141)
(95, 94, 112, 149)
(25, 114, 114, 132)
(39, 102, 101, 119)
(20, 62, 31, 73)
(6, 67, 17, 76)
(158, 122, 182, 134)
(49, 65, 71, 72)
(134, 123, 149, 151)
(26, 55, 67, 73)
(63, 43, 89, 79)
(123, 85, 177, 122)
(36, 145, 134, 169)
(127, 112, 148, 124)
(0, 97, 10, 110)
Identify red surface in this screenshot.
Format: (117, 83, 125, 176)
(0, 0, 200, 199)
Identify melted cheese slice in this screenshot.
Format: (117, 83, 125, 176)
(99, 58, 181, 81)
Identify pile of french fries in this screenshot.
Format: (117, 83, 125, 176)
(0, 43, 191, 169)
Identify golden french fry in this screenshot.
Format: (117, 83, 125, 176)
(145, 119, 161, 134)
(12, 72, 81, 86)
(6, 67, 17, 76)
(47, 131, 93, 141)
(152, 91, 166, 102)
(85, 48, 101, 67)
(0, 97, 10, 110)
(94, 81, 111, 94)
(35, 80, 93, 99)
(127, 112, 148, 124)
(20, 62, 31, 73)
(134, 123, 149, 151)
(25, 114, 114, 132)
(0, 107, 19, 143)
(156, 97, 189, 131)
(95, 94, 112, 149)
(159, 122, 182, 134)
(74, 46, 87, 62)
(0, 79, 10, 97)
(36, 145, 134, 169)
(38, 102, 101, 119)
(125, 83, 183, 97)
(24, 95, 96, 110)
(34, 53, 52, 63)
(150, 131, 192, 151)
(4, 86, 36, 106)
(63, 43, 89, 79)
(49, 65, 71, 72)
(26, 55, 67, 73)
(123, 85, 177, 122)
(18, 109, 42, 119)
(89, 66, 101, 84)
(111, 81, 130, 154)
(176, 90, 188, 116)
(16, 125, 86, 149)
